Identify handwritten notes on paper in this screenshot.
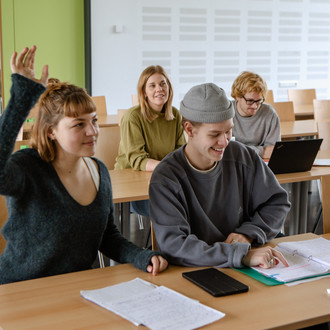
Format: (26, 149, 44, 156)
(81, 278, 225, 330)
(252, 237, 330, 283)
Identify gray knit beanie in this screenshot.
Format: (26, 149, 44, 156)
(180, 83, 235, 123)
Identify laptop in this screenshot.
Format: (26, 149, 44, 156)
(267, 139, 323, 174)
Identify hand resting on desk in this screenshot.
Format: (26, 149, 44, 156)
(242, 246, 289, 269)
(147, 255, 168, 275)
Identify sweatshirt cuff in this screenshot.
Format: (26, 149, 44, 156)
(232, 243, 251, 268)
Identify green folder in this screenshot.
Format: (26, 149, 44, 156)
(234, 267, 330, 286)
(234, 267, 283, 286)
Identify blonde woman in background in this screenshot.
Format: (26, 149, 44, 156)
(115, 65, 185, 217)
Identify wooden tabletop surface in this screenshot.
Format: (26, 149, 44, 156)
(0, 233, 329, 329)
(280, 119, 318, 139)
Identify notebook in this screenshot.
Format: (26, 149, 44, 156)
(267, 139, 323, 174)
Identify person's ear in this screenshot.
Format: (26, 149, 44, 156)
(47, 127, 55, 140)
(184, 121, 194, 138)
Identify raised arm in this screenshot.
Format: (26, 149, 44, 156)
(0, 46, 48, 196)
(10, 45, 48, 86)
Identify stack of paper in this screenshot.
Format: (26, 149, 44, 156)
(81, 278, 225, 330)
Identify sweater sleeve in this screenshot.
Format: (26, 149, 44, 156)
(99, 174, 160, 271)
(263, 108, 281, 146)
(173, 108, 186, 149)
(0, 74, 46, 197)
(149, 174, 251, 268)
(234, 154, 291, 244)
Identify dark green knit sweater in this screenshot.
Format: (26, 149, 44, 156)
(0, 74, 159, 284)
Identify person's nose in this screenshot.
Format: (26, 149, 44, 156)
(86, 122, 98, 136)
(217, 133, 229, 147)
(251, 101, 259, 108)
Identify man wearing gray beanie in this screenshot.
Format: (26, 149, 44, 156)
(149, 83, 290, 269)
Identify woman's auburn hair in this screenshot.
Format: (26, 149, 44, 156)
(231, 71, 268, 100)
(30, 78, 96, 162)
(137, 65, 174, 123)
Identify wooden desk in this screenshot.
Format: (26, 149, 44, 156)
(110, 167, 330, 236)
(276, 165, 330, 234)
(280, 119, 318, 139)
(110, 169, 152, 204)
(0, 233, 329, 329)
(97, 114, 118, 127)
(110, 169, 152, 238)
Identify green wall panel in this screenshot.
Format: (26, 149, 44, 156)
(1, 0, 85, 106)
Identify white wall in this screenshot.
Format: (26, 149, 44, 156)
(91, 0, 330, 114)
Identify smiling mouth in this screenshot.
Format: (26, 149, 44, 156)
(211, 147, 224, 152)
(84, 140, 95, 145)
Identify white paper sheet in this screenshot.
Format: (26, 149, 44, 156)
(81, 278, 225, 329)
(313, 159, 330, 166)
(252, 238, 330, 282)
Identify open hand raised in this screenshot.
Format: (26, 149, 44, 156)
(10, 45, 48, 87)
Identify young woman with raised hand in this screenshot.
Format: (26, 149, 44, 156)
(0, 46, 167, 284)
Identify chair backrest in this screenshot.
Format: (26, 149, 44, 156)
(0, 195, 8, 254)
(313, 99, 330, 122)
(27, 104, 39, 120)
(94, 126, 121, 170)
(131, 94, 139, 106)
(117, 109, 128, 126)
(265, 89, 274, 104)
(317, 121, 330, 150)
(91, 96, 108, 116)
(13, 140, 31, 153)
(288, 88, 316, 106)
(150, 222, 158, 251)
(272, 101, 295, 122)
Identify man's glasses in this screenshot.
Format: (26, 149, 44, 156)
(242, 95, 264, 106)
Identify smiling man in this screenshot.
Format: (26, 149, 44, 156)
(149, 83, 290, 269)
(231, 71, 280, 159)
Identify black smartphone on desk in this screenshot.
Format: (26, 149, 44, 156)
(182, 268, 249, 297)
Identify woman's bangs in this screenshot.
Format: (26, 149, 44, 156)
(63, 93, 96, 117)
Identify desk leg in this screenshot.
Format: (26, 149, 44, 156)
(121, 202, 131, 240)
(289, 182, 301, 235)
(321, 175, 330, 233)
(114, 203, 120, 228)
(298, 181, 309, 234)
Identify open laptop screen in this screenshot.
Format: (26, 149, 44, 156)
(267, 139, 323, 174)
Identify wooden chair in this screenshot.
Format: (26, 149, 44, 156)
(150, 222, 158, 251)
(0, 195, 8, 254)
(288, 88, 316, 106)
(264, 89, 274, 104)
(27, 104, 39, 121)
(117, 109, 128, 126)
(131, 94, 139, 106)
(313, 99, 330, 122)
(288, 88, 316, 118)
(317, 121, 330, 151)
(13, 140, 31, 152)
(94, 126, 120, 170)
(272, 101, 295, 122)
(91, 96, 108, 116)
